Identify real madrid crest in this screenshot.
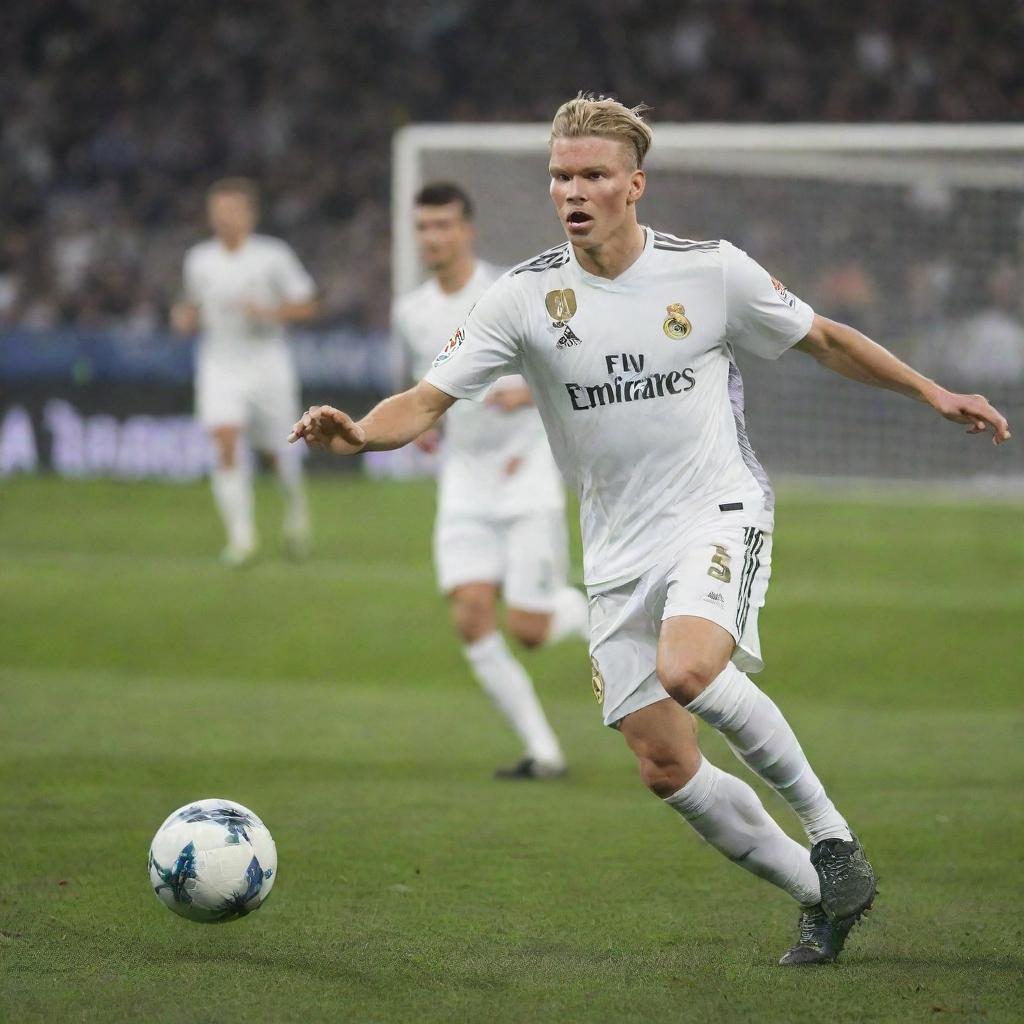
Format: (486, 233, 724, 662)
(545, 288, 577, 324)
(662, 302, 692, 340)
(590, 656, 605, 703)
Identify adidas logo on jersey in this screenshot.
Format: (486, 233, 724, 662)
(704, 591, 725, 604)
(555, 323, 582, 348)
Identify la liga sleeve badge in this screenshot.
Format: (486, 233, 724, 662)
(432, 326, 465, 368)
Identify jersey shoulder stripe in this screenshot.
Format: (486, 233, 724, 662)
(512, 242, 571, 275)
(652, 231, 721, 253)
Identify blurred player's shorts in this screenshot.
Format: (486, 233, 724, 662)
(195, 358, 300, 451)
(434, 510, 568, 613)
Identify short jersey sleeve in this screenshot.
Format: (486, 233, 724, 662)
(721, 240, 814, 359)
(424, 275, 522, 401)
(273, 242, 316, 303)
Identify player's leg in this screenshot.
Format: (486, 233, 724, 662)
(616, 696, 821, 907)
(503, 511, 587, 649)
(592, 574, 853, 964)
(658, 614, 851, 843)
(260, 445, 310, 557)
(655, 526, 875, 920)
(437, 517, 565, 778)
(250, 370, 310, 557)
(208, 424, 256, 563)
(196, 360, 256, 563)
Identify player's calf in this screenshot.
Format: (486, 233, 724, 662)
(505, 608, 551, 649)
(618, 699, 702, 796)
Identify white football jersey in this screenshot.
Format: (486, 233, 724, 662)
(393, 261, 564, 519)
(184, 234, 315, 370)
(425, 230, 815, 589)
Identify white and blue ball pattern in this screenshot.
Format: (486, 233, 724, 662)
(148, 798, 277, 923)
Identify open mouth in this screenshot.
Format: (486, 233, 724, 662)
(566, 211, 593, 227)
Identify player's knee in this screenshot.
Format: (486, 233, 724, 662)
(212, 429, 240, 468)
(451, 592, 497, 644)
(658, 657, 722, 705)
(506, 610, 549, 649)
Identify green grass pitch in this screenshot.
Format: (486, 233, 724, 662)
(1, 476, 1021, 1023)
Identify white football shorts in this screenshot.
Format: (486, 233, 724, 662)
(195, 360, 300, 452)
(588, 518, 772, 728)
(433, 509, 569, 613)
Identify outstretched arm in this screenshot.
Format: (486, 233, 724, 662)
(243, 299, 320, 324)
(287, 379, 456, 456)
(795, 315, 1011, 446)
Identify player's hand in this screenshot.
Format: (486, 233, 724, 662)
(288, 405, 366, 455)
(413, 429, 441, 454)
(485, 386, 532, 412)
(930, 388, 1011, 445)
(170, 303, 198, 334)
(242, 301, 279, 323)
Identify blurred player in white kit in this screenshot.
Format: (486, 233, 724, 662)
(171, 178, 318, 565)
(392, 183, 588, 778)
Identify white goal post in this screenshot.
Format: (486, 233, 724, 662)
(392, 124, 1024, 487)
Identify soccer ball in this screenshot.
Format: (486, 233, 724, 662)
(148, 798, 277, 923)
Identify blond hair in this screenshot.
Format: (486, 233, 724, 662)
(549, 93, 653, 169)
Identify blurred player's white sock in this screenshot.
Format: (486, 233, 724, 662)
(544, 586, 589, 645)
(464, 632, 565, 767)
(211, 465, 255, 552)
(665, 757, 820, 906)
(274, 446, 309, 544)
(687, 664, 852, 845)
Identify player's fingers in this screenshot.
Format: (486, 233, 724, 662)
(326, 408, 364, 444)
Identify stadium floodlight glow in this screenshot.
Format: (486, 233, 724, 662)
(393, 123, 1024, 489)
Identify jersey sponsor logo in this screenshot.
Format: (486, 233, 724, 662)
(564, 353, 696, 411)
(771, 277, 797, 309)
(590, 656, 605, 703)
(545, 288, 577, 322)
(432, 326, 465, 367)
(662, 302, 692, 340)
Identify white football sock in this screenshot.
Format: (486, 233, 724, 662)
(543, 586, 589, 646)
(665, 757, 821, 906)
(210, 465, 255, 551)
(273, 446, 309, 539)
(463, 632, 565, 766)
(687, 663, 852, 844)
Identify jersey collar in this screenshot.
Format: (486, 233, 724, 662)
(567, 226, 654, 290)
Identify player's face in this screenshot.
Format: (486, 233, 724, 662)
(415, 202, 474, 272)
(549, 137, 645, 248)
(207, 193, 256, 241)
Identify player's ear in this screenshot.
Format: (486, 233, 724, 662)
(627, 169, 646, 206)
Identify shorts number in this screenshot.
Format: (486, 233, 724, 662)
(707, 544, 731, 583)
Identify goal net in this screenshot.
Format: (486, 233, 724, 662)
(392, 124, 1024, 489)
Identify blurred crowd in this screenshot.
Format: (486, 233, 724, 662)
(1, 0, 1022, 377)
